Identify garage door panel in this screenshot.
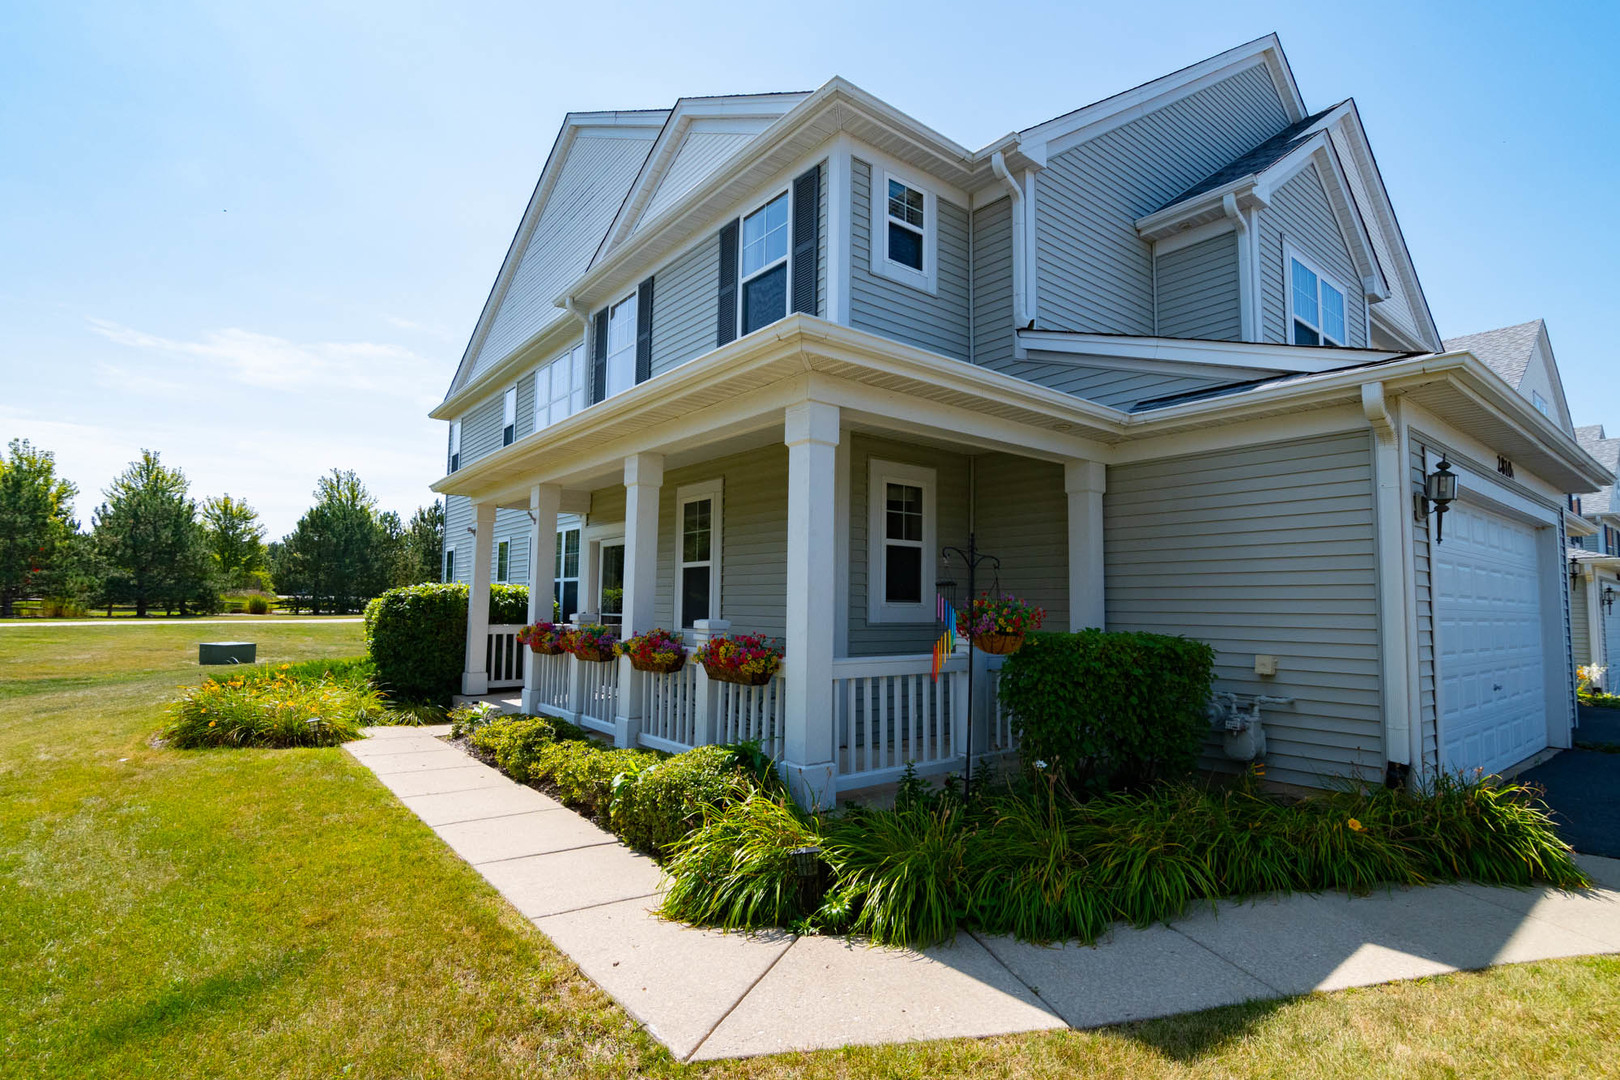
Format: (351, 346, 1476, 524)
(1436, 501, 1547, 777)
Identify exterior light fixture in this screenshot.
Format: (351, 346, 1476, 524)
(1423, 458, 1459, 543)
(1605, 586, 1616, 615)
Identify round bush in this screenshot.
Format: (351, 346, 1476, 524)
(611, 744, 754, 856)
(364, 583, 530, 705)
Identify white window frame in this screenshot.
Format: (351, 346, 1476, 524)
(605, 292, 638, 399)
(1531, 389, 1550, 418)
(448, 420, 461, 473)
(502, 386, 517, 446)
(534, 343, 587, 432)
(737, 189, 792, 336)
(867, 459, 936, 623)
(1284, 243, 1347, 347)
(443, 545, 456, 583)
(495, 538, 510, 583)
(674, 478, 724, 631)
(869, 166, 938, 295)
(554, 523, 581, 621)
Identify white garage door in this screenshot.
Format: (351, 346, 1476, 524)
(1435, 501, 1548, 776)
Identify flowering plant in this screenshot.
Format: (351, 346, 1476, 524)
(565, 623, 618, 662)
(616, 628, 688, 673)
(1578, 664, 1607, 692)
(517, 621, 568, 654)
(695, 633, 783, 685)
(956, 592, 1045, 639)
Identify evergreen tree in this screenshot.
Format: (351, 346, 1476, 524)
(201, 494, 267, 588)
(93, 450, 215, 617)
(0, 439, 79, 617)
(273, 470, 391, 613)
(400, 501, 445, 586)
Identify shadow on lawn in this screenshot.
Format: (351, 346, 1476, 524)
(1119, 995, 1294, 1061)
(85, 948, 318, 1050)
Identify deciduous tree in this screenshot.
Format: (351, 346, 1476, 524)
(0, 439, 79, 618)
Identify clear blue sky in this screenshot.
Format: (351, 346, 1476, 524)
(3, 0, 1615, 537)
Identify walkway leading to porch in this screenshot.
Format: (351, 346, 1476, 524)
(347, 725, 1620, 1063)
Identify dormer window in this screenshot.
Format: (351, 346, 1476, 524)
(740, 191, 790, 334)
(1288, 249, 1345, 346)
(502, 387, 517, 446)
(1531, 390, 1550, 418)
(448, 420, 461, 473)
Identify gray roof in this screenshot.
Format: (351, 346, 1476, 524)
(1442, 319, 1545, 390)
(1156, 105, 1342, 211)
(1574, 424, 1620, 512)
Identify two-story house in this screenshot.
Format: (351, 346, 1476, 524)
(431, 35, 1611, 806)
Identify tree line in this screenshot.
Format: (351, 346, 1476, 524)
(0, 439, 443, 617)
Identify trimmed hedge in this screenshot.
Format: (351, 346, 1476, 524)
(998, 629, 1216, 793)
(610, 745, 755, 856)
(364, 583, 529, 705)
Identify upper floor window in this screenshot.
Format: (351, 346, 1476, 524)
(741, 191, 790, 335)
(448, 421, 461, 473)
(1532, 390, 1550, 418)
(867, 459, 935, 623)
(535, 344, 586, 431)
(502, 387, 517, 446)
(886, 179, 925, 271)
(870, 166, 937, 293)
(1288, 249, 1346, 347)
(606, 293, 638, 398)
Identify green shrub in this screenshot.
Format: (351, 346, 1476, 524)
(659, 793, 824, 930)
(533, 740, 659, 818)
(821, 802, 972, 948)
(610, 745, 754, 856)
(363, 583, 530, 705)
(468, 714, 580, 777)
(234, 656, 376, 689)
(244, 593, 272, 615)
(166, 670, 385, 748)
(998, 630, 1216, 793)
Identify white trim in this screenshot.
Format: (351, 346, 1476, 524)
(443, 544, 457, 584)
(674, 477, 724, 630)
(825, 137, 852, 324)
(1284, 242, 1348, 347)
(448, 420, 462, 473)
(866, 458, 936, 624)
(868, 165, 939, 295)
(1151, 216, 1238, 257)
(1018, 327, 1393, 373)
(495, 538, 511, 583)
(738, 187, 793, 334)
(834, 430, 851, 655)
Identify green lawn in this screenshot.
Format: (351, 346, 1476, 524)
(2, 622, 1616, 1078)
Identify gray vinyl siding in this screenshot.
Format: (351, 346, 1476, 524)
(1258, 164, 1368, 347)
(972, 455, 1070, 631)
(1410, 438, 1438, 773)
(459, 394, 505, 466)
(971, 196, 1015, 367)
(439, 495, 533, 590)
(989, 357, 1231, 410)
(1106, 431, 1384, 789)
(1572, 577, 1591, 667)
(1155, 231, 1241, 340)
(849, 158, 971, 359)
(848, 434, 971, 656)
(1035, 64, 1290, 335)
(650, 234, 719, 377)
(444, 494, 472, 583)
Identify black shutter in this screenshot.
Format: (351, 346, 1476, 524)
(716, 220, 738, 347)
(592, 309, 608, 404)
(791, 166, 820, 316)
(635, 276, 654, 384)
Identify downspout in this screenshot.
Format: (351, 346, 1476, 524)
(561, 296, 591, 346)
(991, 151, 1029, 329)
(1363, 382, 1416, 784)
(1223, 193, 1254, 342)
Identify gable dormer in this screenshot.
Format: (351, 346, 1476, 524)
(1444, 319, 1576, 435)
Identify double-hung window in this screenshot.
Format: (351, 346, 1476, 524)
(443, 546, 456, 583)
(1287, 249, 1346, 346)
(535, 344, 586, 431)
(448, 421, 461, 473)
(867, 460, 935, 623)
(606, 293, 638, 398)
(496, 539, 510, 583)
(554, 526, 580, 621)
(870, 167, 936, 292)
(740, 192, 790, 334)
(675, 479, 723, 629)
(886, 179, 925, 271)
(502, 387, 517, 446)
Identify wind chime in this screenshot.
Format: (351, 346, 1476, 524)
(932, 532, 1001, 793)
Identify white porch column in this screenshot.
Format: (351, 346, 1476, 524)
(614, 453, 664, 748)
(781, 401, 840, 809)
(1065, 459, 1106, 631)
(462, 500, 497, 696)
(522, 485, 561, 714)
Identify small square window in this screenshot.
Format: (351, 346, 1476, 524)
(1531, 390, 1550, 417)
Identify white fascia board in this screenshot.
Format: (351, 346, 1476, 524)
(1021, 35, 1303, 158)
(1017, 329, 1404, 374)
(1134, 178, 1261, 240)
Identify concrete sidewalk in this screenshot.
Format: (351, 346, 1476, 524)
(347, 727, 1620, 1062)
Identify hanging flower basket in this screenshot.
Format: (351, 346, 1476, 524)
(565, 625, 618, 663)
(616, 628, 688, 674)
(695, 633, 783, 687)
(517, 622, 568, 655)
(957, 593, 1044, 655)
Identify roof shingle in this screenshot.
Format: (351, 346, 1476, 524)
(1154, 105, 1342, 212)
(1442, 319, 1545, 390)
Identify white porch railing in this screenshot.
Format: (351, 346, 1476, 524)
(575, 656, 620, 735)
(713, 676, 785, 759)
(832, 654, 966, 788)
(486, 625, 525, 689)
(635, 650, 785, 759)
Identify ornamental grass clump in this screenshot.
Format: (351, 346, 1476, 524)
(658, 792, 824, 930)
(695, 633, 783, 685)
(166, 667, 387, 748)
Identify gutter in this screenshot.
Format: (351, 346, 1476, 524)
(990, 151, 1029, 328)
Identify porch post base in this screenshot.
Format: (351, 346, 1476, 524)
(779, 760, 838, 813)
(613, 656, 643, 749)
(520, 687, 541, 714)
(462, 672, 489, 696)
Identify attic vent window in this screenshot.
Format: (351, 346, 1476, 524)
(1288, 251, 1345, 346)
(887, 180, 925, 271)
(1531, 390, 1550, 417)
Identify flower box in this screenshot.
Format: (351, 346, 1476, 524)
(565, 625, 618, 663)
(702, 663, 775, 686)
(518, 622, 568, 654)
(617, 629, 688, 674)
(694, 633, 783, 687)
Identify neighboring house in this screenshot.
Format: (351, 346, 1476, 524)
(432, 35, 1612, 806)
(1568, 425, 1620, 690)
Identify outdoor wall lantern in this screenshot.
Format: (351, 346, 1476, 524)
(1605, 585, 1616, 615)
(1421, 458, 1459, 543)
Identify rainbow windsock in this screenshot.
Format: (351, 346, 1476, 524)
(931, 595, 957, 681)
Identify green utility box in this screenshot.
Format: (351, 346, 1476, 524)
(199, 642, 257, 665)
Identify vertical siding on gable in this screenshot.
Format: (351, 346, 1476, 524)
(639, 130, 758, 226)
(972, 455, 1070, 630)
(1106, 431, 1384, 789)
(1258, 164, 1368, 347)
(848, 434, 971, 655)
(1155, 230, 1241, 340)
(650, 234, 719, 377)
(1035, 64, 1290, 335)
(849, 158, 971, 359)
(971, 196, 1015, 368)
